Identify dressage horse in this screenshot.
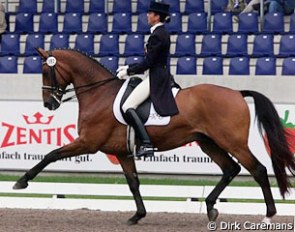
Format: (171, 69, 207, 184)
(13, 48, 295, 225)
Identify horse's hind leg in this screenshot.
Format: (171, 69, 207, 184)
(117, 154, 146, 225)
(198, 136, 241, 221)
(232, 147, 276, 220)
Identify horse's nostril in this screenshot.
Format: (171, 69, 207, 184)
(44, 102, 50, 108)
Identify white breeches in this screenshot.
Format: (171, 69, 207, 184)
(122, 76, 150, 113)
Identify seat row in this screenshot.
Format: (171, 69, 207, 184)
(1, 56, 295, 76)
(1, 33, 295, 58)
(6, 12, 295, 35)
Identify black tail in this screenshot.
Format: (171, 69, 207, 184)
(241, 90, 295, 197)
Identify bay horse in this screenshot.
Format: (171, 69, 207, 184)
(14, 48, 295, 225)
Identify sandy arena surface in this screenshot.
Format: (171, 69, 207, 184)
(0, 209, 293, 232)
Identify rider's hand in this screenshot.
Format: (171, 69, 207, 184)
(116, 65, 129, 73)
(116, 65, 129, 80)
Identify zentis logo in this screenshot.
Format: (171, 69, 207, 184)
(0, 112, 76, 148)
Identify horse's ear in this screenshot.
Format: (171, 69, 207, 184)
(35, 47, 48, 59)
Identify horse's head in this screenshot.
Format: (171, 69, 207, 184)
(36, 48, 71, 111)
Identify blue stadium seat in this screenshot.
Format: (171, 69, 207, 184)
(100, 56, 119, 73)
(262, 13, 284, 34)
(25, 34, 44, 56)
(0, 56, 18, 73)
(63, 13, 82, 33)
(176, 57, 197, 74)
(124, 34, 144, 56)
(184, 0, 204, 14)
(137, 0, 149, 13)
(278, 35, 295, 57)
(163, 0, 180, 12)
(238, 13, 258, 34)
(289, 13, 295, 33)
(87, 13, 107, 34)
(200, 34, 221, 57)
(99, 34, 119, 56)
(23, 56, 42, 73)
(229, 57, 250, 75)
(50, 34, 69, 50)
(187, 13, 207, 34)
(75, 34, 95, 55)
(137, 13, 149, 34)
(14, 13, 34, 33)
(252, 34, 274, 57)
(112, 0, 131, 13)
(1, 34, 20, 55)
(213, 12, 233, 34)
(42, 0, 59, 13)
(125, 56, 144, 66)
(211, 0, 228, 14)
(18, 0, 37, 13)
(89, 0, 105, 13)
(282, 57, 295, 75)
(226, 34, 247, 57)
(39, 13, 58, 34)
(203, 57, 223, 75)
(65, 0, 84, 13)
(255, 57, 276, 75)
(166, 13, 182, 34)
(112, 13, 132, 34)
(175, 34, 196, 56)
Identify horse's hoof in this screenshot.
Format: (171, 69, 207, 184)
(208, 208, 219, 221)
(262, 217, 272, 225)
(127, 213, 146, 225)
(13, 180, 28, 190)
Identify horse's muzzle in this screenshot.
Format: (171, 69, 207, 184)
(44, 98, 60, 111)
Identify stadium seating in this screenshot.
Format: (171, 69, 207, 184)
(255, 57, 276, 75)
(262, 13, 284, 34)
(14, 13, 34, 33)
(175, 34, 196, 56)
(278, 35, 295, 57)
(75, 34, 95, 55)
(62, 13, 82, 33)
(226, 34, 248, 57)
(112, 13, 132, 34)
(23, 56, 42, 73)
(25, 34, 45, 56)
(282, 57, 295, 75)
(89, 0, 105, 13)
(0, 56, 18, 73)
(87, 13, 107, 34)
(229, 57, 250, 75)
(125, 56, 144, 65)
(252, 34, 274, 57)
(137, 0, 150, 13)
(200, 34, 222, 57)
(166, 13, 182, 34)
(187, 13, 207, 34)
(99, 34, 119, 56)
(163, 0, 180, 12)
(50, 34, 69, 50)
(203, 57, 223, 75)
(65, 0, 84, 13)
(137, 13, 150, 34)
(42, 0, 58, 13)
(18, 0, 37, 13)
(112, 0, 132, 13)
(213, 13, 233, 34)
(39, 13, 58, 34)
(124, 34, 144, 56)
(99, 56, 119, 73)
(238, 13, 259, 34)
(176, 57, 197, 74)
(1, 34, 20, 55)
(211, 0, 228, 14)
(184, 0, 204, 14)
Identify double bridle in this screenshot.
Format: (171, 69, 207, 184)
(42, 52, 117, 104)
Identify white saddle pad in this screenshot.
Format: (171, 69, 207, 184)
(113, 78, 180, 126)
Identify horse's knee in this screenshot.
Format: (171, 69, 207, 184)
(252, 164, 268, 185)
(125, 173, 140, 193)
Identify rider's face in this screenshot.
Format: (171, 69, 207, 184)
(147, 12, 160, 26)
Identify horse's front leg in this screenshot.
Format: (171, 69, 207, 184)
(117, 155, 146, 225)
(13, 137, 91, 189)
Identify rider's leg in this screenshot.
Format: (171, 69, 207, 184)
(122, 77, 154, 157)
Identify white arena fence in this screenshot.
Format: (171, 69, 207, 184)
(0, 181, 294, 216)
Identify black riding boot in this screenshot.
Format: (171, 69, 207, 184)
(125, 108, 154, 158)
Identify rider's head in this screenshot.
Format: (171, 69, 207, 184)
(147, 1, 170, 26)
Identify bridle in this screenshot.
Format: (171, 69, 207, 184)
(42, 52, 117, 104)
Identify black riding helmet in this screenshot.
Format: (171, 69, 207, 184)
(148, 0, 171, 23)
